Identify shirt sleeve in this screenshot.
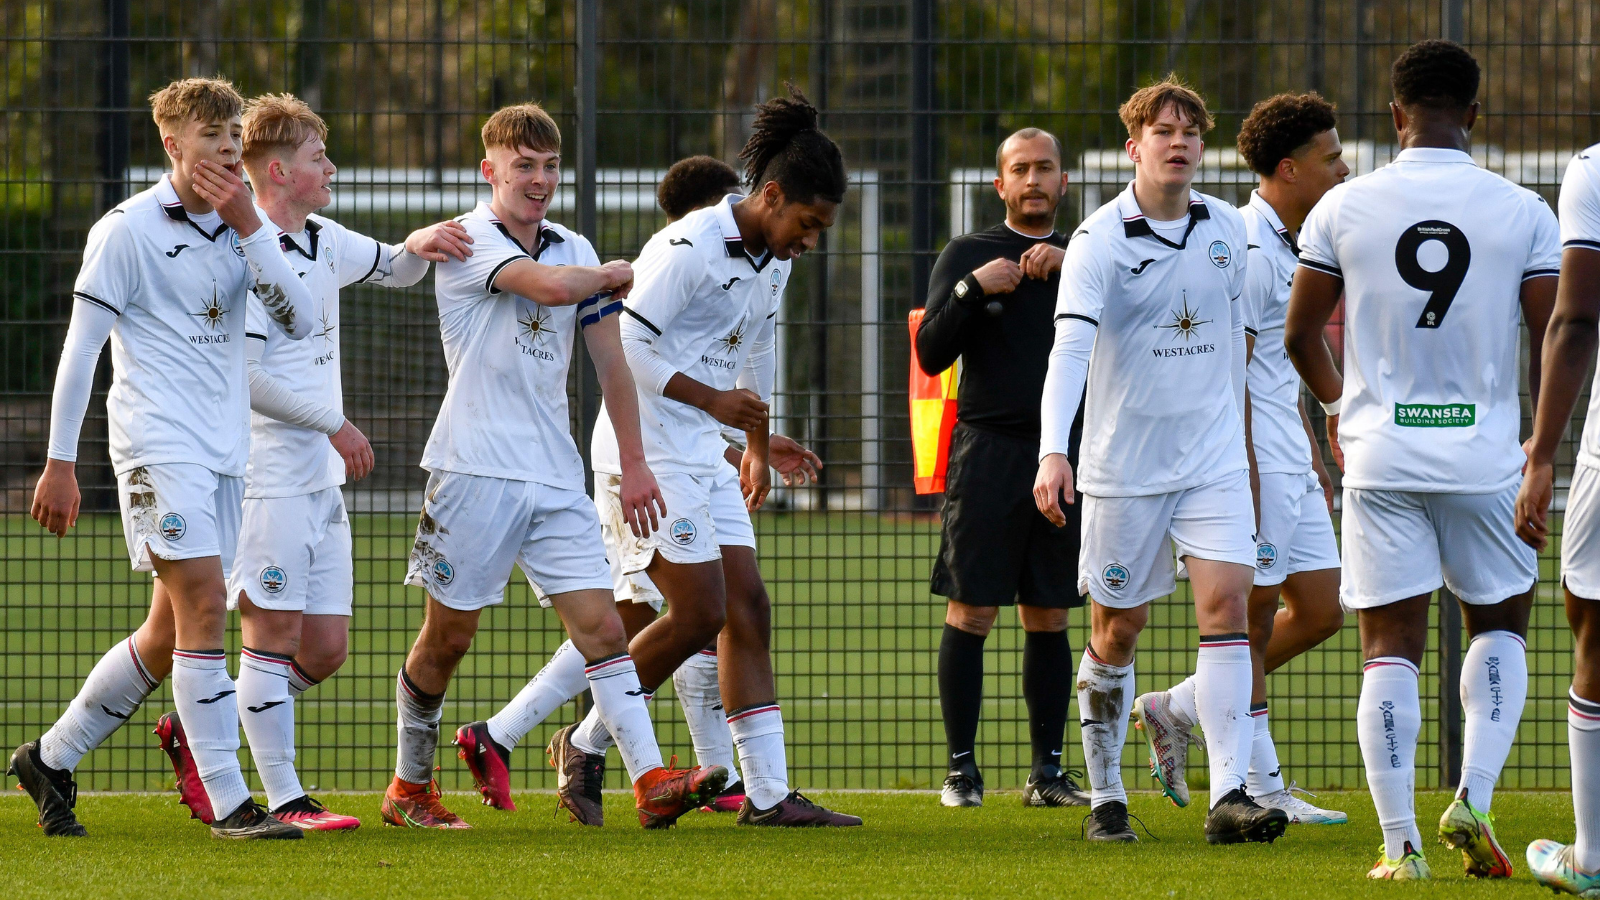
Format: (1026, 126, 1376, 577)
(737, 304, 778, 403)
(1524, 194, 1562, 280)
(1296, 190, 1342, 278)
(329, 220, 429, 289)
(239, 225, 320, 339)
(432, 217, 530, 311)
(245, 332, 345, 434)
(1039, 316, 1095, 460)
(617, 238, 706, 394)
(914, 238, 980, 374)
(1240, 245, 1271, 338)
(1561, 153, 1600, 249)
(572, 234, 623, 329)
(1053, 228, 1108, 327)
(46, 299, 118, 461)
(72, 211, 138, 316)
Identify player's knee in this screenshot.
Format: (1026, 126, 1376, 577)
(724, 585, 769, 638)
(426, 624, 475, 661)
(947, 602, 999, 635)
(1310, 604, 1346, 641)
(298, 642, 348, 679)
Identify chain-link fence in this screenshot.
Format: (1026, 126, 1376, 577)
(2, 0, 1596, 794)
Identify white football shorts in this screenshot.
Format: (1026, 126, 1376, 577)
(404, 470, 612, 611)
(116, 463, 243, 575)
(1562, 462, 1600, 601)
(1079, 469, 1257, 608)
(530, 495, 666, 611)
(227, 487, 353, 616)
(1253, 471, 1341, 587)
(595, 467, 755, 574)
(1340, 482, 1536, 609)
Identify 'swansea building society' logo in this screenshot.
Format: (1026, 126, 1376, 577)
(1394, 403, 1476, 427)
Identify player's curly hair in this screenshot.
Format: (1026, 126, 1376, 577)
(1392, 39, 1479, 111)
(657, 156, 741, 221)
(738, 84, 847, 205)
(1236, 92, 1338, 176)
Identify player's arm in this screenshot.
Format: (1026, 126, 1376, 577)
(1034, 232, 1103, 527)
(33, 299, 117, 537)
(915, 240, 1020, 374)
(192, 160, 320, 339)
(243, 329, 373, 481)
(586, 307, 667, 538)
(1299, 397, 1335, 513)
(494, 257, 633, 308)
(1518, 257, 1596, 549)
(737, 310, 778, 510)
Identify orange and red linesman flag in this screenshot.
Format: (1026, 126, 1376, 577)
(907, 308, 960, 494)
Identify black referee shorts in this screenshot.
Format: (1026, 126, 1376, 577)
(930, 423, 1084, 609)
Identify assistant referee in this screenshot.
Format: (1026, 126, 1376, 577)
(916, 128, 1086, 808)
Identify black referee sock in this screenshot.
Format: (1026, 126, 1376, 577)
(1023, 629, 1073, 777)
(938, 624, 987, 772)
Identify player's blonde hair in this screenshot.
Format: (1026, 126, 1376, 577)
(1118, 76, 1213, 139)
(241, 93, 328, 174)
(148, 77, 245, 134)
(481, 102, 562, 155)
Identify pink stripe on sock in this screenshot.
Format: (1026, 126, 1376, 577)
(584, 655, 633, 675)
(128, 640, 158, 688)
(727, 704, 780, 723)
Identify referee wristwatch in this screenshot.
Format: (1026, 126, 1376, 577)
(953, 274, 981, 302)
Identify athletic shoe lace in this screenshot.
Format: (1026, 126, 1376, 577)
(1082, 803, 1157, 841)
(579, 755, 605, 806)
(943, 771, 979, 792)
(788, 791, 821, 810)
(418, 780, 458, 820)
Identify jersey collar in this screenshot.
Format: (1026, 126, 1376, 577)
(1393, 147, 1477, 166)
(1248, 190, 1297, 254)
(259, 205, 322, 260)
(1116, 181, 1210, 249)
(713, 194, 773, 272)
(156, 174, 229, 242)
(477, 201, 565, 260)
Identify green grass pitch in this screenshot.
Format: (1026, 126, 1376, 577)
(0, 790, 1585, 898)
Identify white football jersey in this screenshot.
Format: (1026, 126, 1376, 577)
(1053, 183, 1251, 497)
(243, 210, 400, 499)
(1241, 191, 1314, 476)
(73, 175, 258, 476)
(1557, 145, 1600, 471)
(591, 195, 788, 476)
(420, 202, 598, 490)
(1298, 147, 1560, 493)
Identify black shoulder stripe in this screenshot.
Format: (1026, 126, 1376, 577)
(1523, 268, 1560, 280)
(484, 254, 530, 294)
(1244, 326, 1259, 337)
(623, 306, 662, 336)
(245, 331, 268, 342)
(1564, 238, 1600, 251)
(1297, 258, 1343, 277)
(357, 242, 382, 284)
(1055, 312, 1098, 327)
(73, 291, 120, 316)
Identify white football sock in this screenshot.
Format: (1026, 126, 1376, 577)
(1459, 630, 1527, 812)
(1167, 674, 1200, 730)
(237, 648, 303, 810)
(395, 668, 444, 785)
(286, 660, 319, 699)
(571, 699, 619, 757)
(1245, 703, 1286, 797)
(1569, 690, 1600, 872)
(673, 650, 742, 786)
(487, 640, 588, 751)
(584, 654, 663, 782)
(1195, 634, 1253, 807)
(39, 635, 160, 772)
(728, 704, 789, 809)
(171, 649, 251, 817)
(1076, 646, 1133, 808)
(1358, 657, 1424, 860)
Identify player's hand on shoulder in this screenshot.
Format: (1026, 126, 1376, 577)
(741, 447, 773, 511)
(405, 220, 474, 262)
(1516, 460, 1554, 551)
(1019, 243, 1065, 280)
(769, 434, 822, 486)
(706, 388, 767, 432)
(619, 462, 667, 538)
(31, 458, 81, 538)
(1032, 452, 1075, 528)
(600, 259, 634, 299)
(970, 257, 1022, 296)
(329, 420, 375, 482)
(191, 160, 262, 236)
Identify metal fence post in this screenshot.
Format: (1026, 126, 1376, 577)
(574, 0, 601, 487)
(100, 0, 130, 213)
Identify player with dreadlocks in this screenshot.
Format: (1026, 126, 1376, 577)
(539, 85, 861, 827)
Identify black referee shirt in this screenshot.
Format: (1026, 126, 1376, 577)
(915, 222, 1083, 448)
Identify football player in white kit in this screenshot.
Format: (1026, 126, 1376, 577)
(454, 155, 821, 816)
(549, 89, 860, 827)
(1516, 109, 1600, 899)
(13, 78, 320, 840)
(1286, 40, 1559, 881)
(385, 102, 727, 831)
(1132, 93, 1350, 827)
(211, 94, 468, 831)
(1035, 79, 1286, 845)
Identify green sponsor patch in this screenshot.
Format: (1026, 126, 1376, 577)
(1394, 402, 1475, 427)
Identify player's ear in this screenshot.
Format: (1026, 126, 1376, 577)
(761, 180, 784, 209)
(1464, 101, 1480, 131)
(479, 158, 494, 184)
(1125, 137, 1139, 164)
(1390, 101, 1407, 135)
(1277, 155, 1296, 184)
